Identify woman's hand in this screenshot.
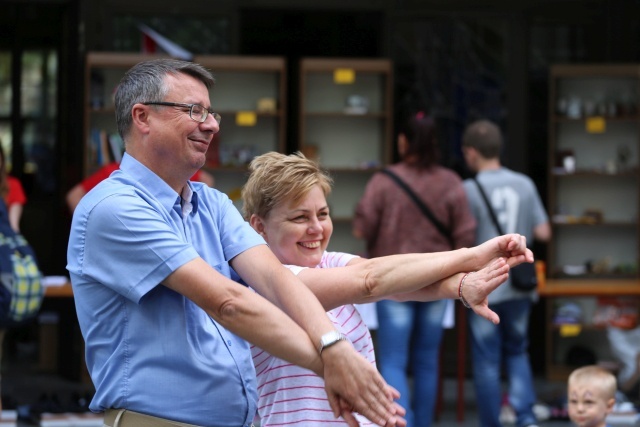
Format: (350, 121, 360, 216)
(474, 234, 534, 270)
(459, 257, 510, 324)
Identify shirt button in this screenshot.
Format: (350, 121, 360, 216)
(227, 339, 232, 346)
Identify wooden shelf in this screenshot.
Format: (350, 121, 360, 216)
(551, 221, 637, 227)
(549, 63, 640, 77)
(44, 283, 73, 298)
(539, 278, 640, 296)
(545, 63, 640, 380)
(299, 57, 393, 254)
(303, 112, 390, 119)
(551, 170, 639, 177)
(551, 115, 640, 123)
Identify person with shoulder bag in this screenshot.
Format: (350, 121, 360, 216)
(353, 112, 477, 427)
(462, 119, 551, 427)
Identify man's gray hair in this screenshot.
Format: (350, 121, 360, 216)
(114, 59, 215, 141)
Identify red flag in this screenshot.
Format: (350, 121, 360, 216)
(142, 32, 157, 54)
(138, 24, 193, 60)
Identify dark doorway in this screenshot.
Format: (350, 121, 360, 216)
(0, 2, 81, 276)
(239, 8, 384, 152)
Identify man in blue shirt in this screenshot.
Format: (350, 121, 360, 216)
(67, 59, 404, 427)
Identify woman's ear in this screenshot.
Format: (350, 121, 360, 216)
(249, 214, 266, 237)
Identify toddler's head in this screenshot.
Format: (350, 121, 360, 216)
(567, 365, 616, 427)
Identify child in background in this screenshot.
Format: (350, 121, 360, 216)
(567, 365, 616, 427)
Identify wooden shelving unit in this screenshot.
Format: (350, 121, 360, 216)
(541, 64, 640, 380)
(298, 57, 393, 254)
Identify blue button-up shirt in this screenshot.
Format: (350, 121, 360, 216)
(67, 153, 265, 427)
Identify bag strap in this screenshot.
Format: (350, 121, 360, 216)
(472, 176, 504, 235)
(380, 169, 453, 244)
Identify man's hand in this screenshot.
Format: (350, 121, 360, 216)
(460, 257, 510, 324)
(337, 397, 407, 427)
(321, 341, 407, 426)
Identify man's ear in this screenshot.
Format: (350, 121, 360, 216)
(462, 146, 476, 166)
(249, 214, 266, 237)
(131, 103, 151, 134)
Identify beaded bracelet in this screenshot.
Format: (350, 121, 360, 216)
(458, 272, 472, 309)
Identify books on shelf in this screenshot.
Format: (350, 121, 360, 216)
(89, 129, 124, 170)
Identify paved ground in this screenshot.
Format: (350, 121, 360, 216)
(2, 336, 638, 427)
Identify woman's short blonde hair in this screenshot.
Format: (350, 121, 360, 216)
(242, 151, 333, 220)
(568, 365, 617, 400)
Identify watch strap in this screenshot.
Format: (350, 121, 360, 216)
(318, 330, 349, 354)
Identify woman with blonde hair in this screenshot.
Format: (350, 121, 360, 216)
(242, 151, 532, 427)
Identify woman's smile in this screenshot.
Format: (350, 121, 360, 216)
(299, 240, 321, 249)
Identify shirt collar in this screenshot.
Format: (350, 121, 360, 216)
(119, 153, 199, 216)
(180, 182, 200, 216)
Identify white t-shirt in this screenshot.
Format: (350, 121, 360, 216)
(251, 251, 376, 426)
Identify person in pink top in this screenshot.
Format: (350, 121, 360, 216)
(241, 151, 534, 426)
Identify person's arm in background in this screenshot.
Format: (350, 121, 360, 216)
(66, 184, 87, 214)
(448, 176, 477, 249)
(352, 173, 383, 241)
(7, 203, 23, 232)
(530, 179, 552, 244)
(6, 176, 27, 232)
(66, 162, 120, 214)
(534, 221, 552, 243)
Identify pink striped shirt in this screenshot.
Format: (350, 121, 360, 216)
(251, 251, 376, 426)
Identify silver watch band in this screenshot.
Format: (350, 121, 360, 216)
(318, 330, 349, 354)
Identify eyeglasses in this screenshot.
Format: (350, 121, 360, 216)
(142, 102, 221, 124)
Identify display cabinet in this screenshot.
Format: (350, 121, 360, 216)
(298, 58, 393, 254)
(84, 52, 287, 210)
(541, 64, 640, 380)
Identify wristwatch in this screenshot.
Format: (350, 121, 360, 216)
(318, 330, 349, 354)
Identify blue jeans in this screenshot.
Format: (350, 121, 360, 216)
(376, 299, 447, 427)
(468, 298, 537, 427)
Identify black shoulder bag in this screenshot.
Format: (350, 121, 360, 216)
(472, 177, 537, 291)
(380, 169, 454, 247)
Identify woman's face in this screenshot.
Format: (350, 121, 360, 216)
(252, 184, 333, 268)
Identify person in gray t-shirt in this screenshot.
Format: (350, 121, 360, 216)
(462, 119, 551, 427)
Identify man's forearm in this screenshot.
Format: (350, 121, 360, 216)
(232, 245, 340, 349)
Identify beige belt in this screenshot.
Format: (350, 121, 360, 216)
(103, 409, 205, 427)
